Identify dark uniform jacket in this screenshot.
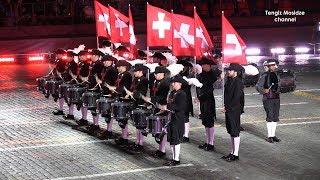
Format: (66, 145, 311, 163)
(256, 71, 280, 100)
(101, 66, 118, 95)
(88, 61, 104, 89)
(116, 71, 132, 98)
(62, 60, 78, 83)
(130, 76, 149, 106)
(167, 89, 187, 145)
(149, 77, 170, 105)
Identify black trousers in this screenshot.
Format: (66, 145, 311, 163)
(200, 98, 216, 128)
(263, 98, 280, 122)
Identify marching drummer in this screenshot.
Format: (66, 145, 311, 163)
(62, 51, 79, 121)
(196, 57, 218, 151)
(128, 64, 149, 152)
(84, 49, 105, 134)
(164, 75, 188, 166)
(97, 55, 118, 139)
(256, 59, 281, 143)
(52, 48, 67, 116)
(111, 60, 132, 146)
(143, 66, 171, 158)
(222, 63, 244, 162)
(75, 50, 91, 126)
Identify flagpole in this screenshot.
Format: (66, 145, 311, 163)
(221, 11, 225, 109)
(146, 2, 150, 63)
(171, 9, 174, 59)
(94, 0, 99, 48)
(193, 6, 197, 77)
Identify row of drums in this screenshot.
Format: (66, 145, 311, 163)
(36, 77, 169, 142)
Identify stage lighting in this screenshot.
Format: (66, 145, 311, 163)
(0, 57, 15, 62)
(294, 47, 310, 53)
(270, 47, 285, 54)
(245, 48, 261, 55)
(28, 56, 44, 61)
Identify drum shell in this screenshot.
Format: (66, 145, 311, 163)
(96, 97, 114, 116)
(82, 92, 100, 110)
(147, 115, 167, 134)
(131, 108, 148, 129)
(45, 80, 62, 95)
(59, 83, 74, 99)
(67, 87, 85, 104)
(279, 70, 296, 93)
(36, 77, 49, 91)
(111, 102, 131, 120)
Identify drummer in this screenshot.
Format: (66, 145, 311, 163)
(128, 64, 149, 152)
(110, 60, 132, 146)
(75, 50, 91, 126)
(164, 75, 188, 166)
(52, 49, 67, 115)
(62, 51, 79, 121)
(83, 49, 105, 134)
(143, 66, 171, 158)
(96, 55, 118, 139)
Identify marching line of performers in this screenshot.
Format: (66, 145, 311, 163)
(37, 45, 295, 165)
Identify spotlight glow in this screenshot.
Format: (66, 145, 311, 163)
(294, 47, 310, 53)
(245, 48, 261, 55)
(270, 47, 286, 54)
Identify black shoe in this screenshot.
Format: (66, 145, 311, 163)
(182, 137, 190, 143)
(87, 124, 100, 135)
(52, 109, 64, 115)
(225, 155, 239, 162)
(153, 150, 166, 158)
(221, 153, 233, 159)
(240, 126, 245, 131)
(131, 144, 143, 152)
(76, 119, 88, 126)
(98, 131, 114, 140)
(204, 144, 215, 151)
(265, 137, 274, 143)
(63, 114, 75, 120)
(164, 160, 180, 166)
(198, 143, 208, 149)
(115, 138, 128, 147)
(272, 136, 281, 142)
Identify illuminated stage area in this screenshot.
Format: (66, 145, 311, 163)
(0, 63, 319, 179)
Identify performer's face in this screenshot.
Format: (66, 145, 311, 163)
(268, 65, 276, 72)
(103, 61, 113, 67)
(56, 54, 64, 59)
(117, 66, 126, 73)
(155, 73, 165, 80)
(91, 55, 99, 62)
(227, 70, 237, 77)
(172, 82, 182, 90)
(79, 55, 87, 61)
(202, 64, 211, 72)
(66, 56, 73, 62)
(134, 71, 143, 78)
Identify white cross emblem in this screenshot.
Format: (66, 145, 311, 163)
(152, 12, 171, 38)
(98, 13, 110, 34)
(115, 14, 128, 37)
(129, 24, 136, 45)
(196, 27, 209, 48)
(174, 23, 194, 48)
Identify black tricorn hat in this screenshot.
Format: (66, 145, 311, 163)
(154, 66, 169, 74)
(55, 48, 66, 55)
(226, 63, 244, 72)
(115, 60, 132, 68)
(66, 51, 77, 57)
(170, 75, 188, 84)
(152, 52, 166, 60)
(91, 49, 105, 56)
(198, 57, 216, 65)
(132, 63, 149, 72)
(177, 59, 193, 67)
(78, 50, 88, 56)
(101, 55, 118, 63)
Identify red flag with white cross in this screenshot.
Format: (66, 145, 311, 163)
(222, 13, 247, 64)
(172, 14, 195, 56)
(129, 5, 137, 58)
(109, 5, 129, 43)
(94, 0, 111, 38)
(147, 4, 172, 47)
(194, 8, 213, 57)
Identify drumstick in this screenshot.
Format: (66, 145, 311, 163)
(268, 83, 274, 90)
(105, 83, 118, 94)
(141, 94, 156, 107)
(124, 87, 135, 100)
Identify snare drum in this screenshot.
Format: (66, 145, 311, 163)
(147, 115, 168, 135)
(82, 92, 100, 110)
(96, 97, 114, 117)
(131, 108, 148, 129)
(59, 83, 74, 100)
(36, 77, 49, 92)
(67, 87, 86, 104)
(111, 102, 131, 120)
(45, 80, 62, 97)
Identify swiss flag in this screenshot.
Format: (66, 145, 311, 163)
(147, 4, 172, 47)
(129, 5, 137, 58)
(94, 0, 110, 38)
(222, 13, 247, 65)
(194, 8, 213, 57)
(109, 5, 129, 43)
(172, 14, 195, 56)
